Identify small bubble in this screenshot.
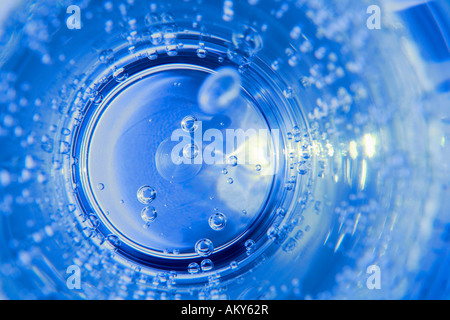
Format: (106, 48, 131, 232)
(113, 68, 128, 82)
(276, 208, 286, 217)
(245, 239, 256, 255)
(283, 87, 293, 99)
(227, 155, 238, 166)
(188, 262, 200, 274)
(231, 25, 263, 57)
(222, 168, 228, 175)
(197, 48, 207, 58)
(201, 259, 214, 272)
(293, 126, 301, 142)
(150, 30, 163, 45)
(97, 183, 105, 190)
(166, 45, 178, 56)
(183, 143, 199, 159)
(297, 161, 308, 175)
(283, 238, 297, 253)
(195, 238, 214, 257)
(267, 226, 279, 240)
(137, 185, 156, 204)
(255, 164, 262, 171)
(146, 48, 158, 60)
(198, 67, 241, 115)
(300, 77, 311, 88)
(227, 178, 234, 184)
(209, 212, 227, 231)
(295, 230, 304, 240)
(87, 214, 100, 228)
(181, 115, 198, 133)
(106, 234, 121, 248)
(141, 206, 157, 223)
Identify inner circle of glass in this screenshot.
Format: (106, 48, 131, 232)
(76, 60, 289, 264)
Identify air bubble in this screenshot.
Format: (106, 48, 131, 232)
(166, 45, 178, 56)
(137, 185, 156, 204)
(201, 259, 214, 271)
(181, 115, 198, 133)
(182, 143, 199, 159)
(295, 230, 304, 240)
(96, 183, 104, 190)
(231, 25, 263, 57)
(141, 206, 157, 223)
(198, 67, 241, 114)
(196, 47, 207, 58)
(195, 238, 214, 257)
(113, 68, 128, 82)
(245, 239, 256, 255)
(208, 212, 227, 231)
(227, 155, 238, 166)
(297, 161, 308, 175)
(106, 234, 121, 248)
(87, 214, 100, 229)
(150, 30, 163, 45)
(283, 87, 293, 99)
(146, 48, 158, 60)
(283, 238, 297, 253)
(188, 262, 200, 274)
(267, 226, 279, 240)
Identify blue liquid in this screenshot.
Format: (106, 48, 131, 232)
(0, 0, 449, 299)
